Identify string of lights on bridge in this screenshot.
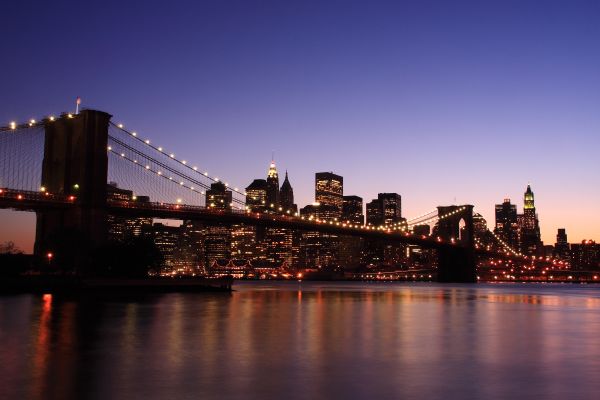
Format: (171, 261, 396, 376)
(109, 121, 248, 200)
(107, 146, 246, 210)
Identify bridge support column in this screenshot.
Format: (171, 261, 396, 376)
(34, 110, 112, 265)
(437, 247, 477, 283)
(435, 205, 477, 283)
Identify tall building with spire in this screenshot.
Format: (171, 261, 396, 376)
(519, 184, 542, 255)
(266, 159, 280, 209)
(280, 171, 297, 213)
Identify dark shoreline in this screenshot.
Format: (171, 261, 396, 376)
(0, 276, 234, 294)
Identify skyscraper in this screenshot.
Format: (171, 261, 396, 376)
(245, 179, 268, 212)
(519, 184, 542, 255)
(266, 160, 280, 209)
(365, 193, 404, 227)
(206, 182, 232, 210)
(494, 198, 519, 249)
(280, 171, 297, 213)
(554, 228, 570, 260)
(315, 172, 343, 218)
(366, 199, 382, 226)
(342, 195, 364, 225)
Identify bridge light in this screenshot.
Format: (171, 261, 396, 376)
(158, 147, 163, 151)
(193, 166, 198, 171)
(107, 146, 112, 151)
(157, 171, 162, 175)
(40, 187, 46, 192)
(170, 153, 175, 158)
(10, 121, 16, 129)
(145, 140, 150, 144)
(118, 124, 123, 128)
(73, 184, 79, 190)
(17, 194, 23, 200)
(68, 195, 75, 201)
(67, 113, 73, 118)
(204, 172, 208, 176)
(177, 198, 182, 203)
(132, 196, 137, 200)
(49, 116, 55, 121)
(145, 165, 150, 169)
(120, 153, 125, 157)
(182, 160, 187, 164)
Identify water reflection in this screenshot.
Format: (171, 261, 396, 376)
(1, 283, 599, 399)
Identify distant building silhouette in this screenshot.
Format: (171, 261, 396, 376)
(494, 198, 519, 249)
(280, 171, 297, 214)
(342, 195, 364, 225)
(554, 228, 569, 260)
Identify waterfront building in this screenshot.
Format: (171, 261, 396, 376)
(152, 222, 181, 273)
(570, 240, 600, 271)
(106, 183, 152, 242)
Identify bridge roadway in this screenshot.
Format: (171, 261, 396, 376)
(1, 188, 470, 252)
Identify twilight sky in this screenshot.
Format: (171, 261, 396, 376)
(1, 0, 599, 252)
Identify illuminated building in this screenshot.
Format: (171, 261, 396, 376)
(366, 193, 404, 227)
(299, 204, 339, 268)
(152, 222, 181, 273)
(570, 240, 599, 271)
(518, 184, 542, 255)
(106, 183, 152, 242)
(342, 195, 364, 225)
(366, 199, 382, 226)
(245, 179, 268, 212)
(494, 198, 519, 249)
(179, 220, 207, 274)
(554, 228, 570, 260)
(206, 181, 232, 210)
(204, 225, 231, 266)
(266, 160, 280, 208)
(315, 172, 343, 218)
(231, 224, 262, 262)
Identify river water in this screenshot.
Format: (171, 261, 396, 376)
(1, 282, 600, 400)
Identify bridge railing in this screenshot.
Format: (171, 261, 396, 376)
(0, 188, 75, 203)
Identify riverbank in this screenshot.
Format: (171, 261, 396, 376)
(0, 276, 233, 294)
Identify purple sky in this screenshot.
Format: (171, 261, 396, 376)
(1, 0, 599, 252)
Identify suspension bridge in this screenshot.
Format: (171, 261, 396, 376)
(0, 109, 561, 282)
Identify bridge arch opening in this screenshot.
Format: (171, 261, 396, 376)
(458, 218, 466, 242)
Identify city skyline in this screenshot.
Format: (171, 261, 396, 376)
(1, 0, 599, 250)
(0, 148, 596, 253)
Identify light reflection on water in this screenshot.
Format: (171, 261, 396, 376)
(1, 282, 600, 400)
